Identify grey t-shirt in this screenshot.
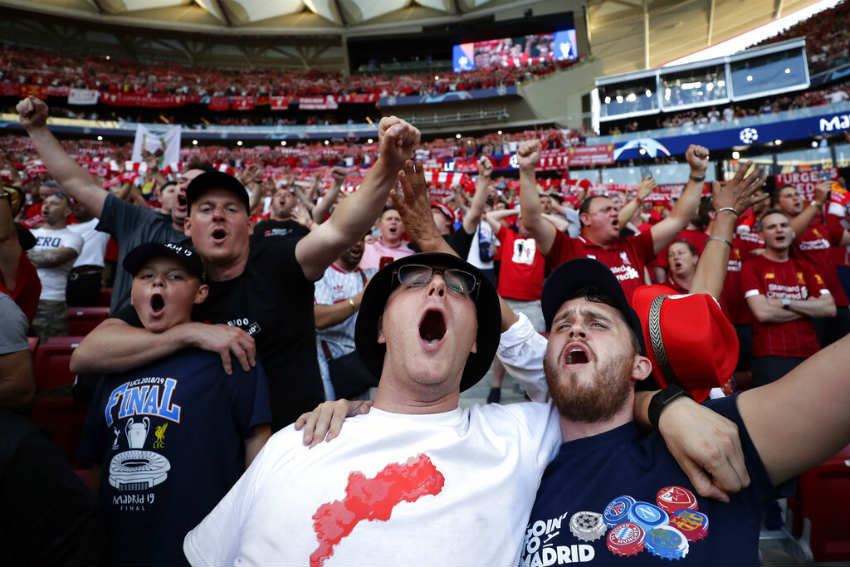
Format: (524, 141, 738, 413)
(564, 208, 581, 238)
(0, 293, 28, 355)
(95, 193, 185, 314)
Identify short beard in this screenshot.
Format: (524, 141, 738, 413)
(543, 349, 634, 423)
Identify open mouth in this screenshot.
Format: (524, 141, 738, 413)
(419, 309, 447, 345)
(673, 261, 682, 269)
(564, 344, 590, 365)
(212, 228, 227, 242)
(177, 194, 187, 207)
(150, 293, 165, 316)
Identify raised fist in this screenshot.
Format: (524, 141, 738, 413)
(685, 144, 709, 174)
(637, 175, 657, 199)
(330, 167, 348, 183)
(478, 156, 494, 177)
(517, 139, 542, 171)
(16, 96, 49, 130)
(378, 116, 420, 168)
(813, 180, 831, 206)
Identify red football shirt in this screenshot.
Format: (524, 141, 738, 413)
(649, 228, 708, 270)
(791, 219, 848, 307)
(546, 230, 654, 305)
(496, 225, 545, 301)
(741, 255, 828, 358)
(0, 253, 41, 323)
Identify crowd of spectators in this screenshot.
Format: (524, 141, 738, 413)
(604, 83, 850, 135)
(0, 44, 574, 100)
(754, 0, 850, 74)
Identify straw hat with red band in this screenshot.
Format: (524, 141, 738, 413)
(631, 285, 739, 402)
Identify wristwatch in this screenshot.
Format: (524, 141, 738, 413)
(648, 385, 690, 430)
(782, 297, 791, 310)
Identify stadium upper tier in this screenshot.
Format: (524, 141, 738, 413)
(0, 45, 572, 101)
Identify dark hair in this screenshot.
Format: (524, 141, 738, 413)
(578, 195, 607, 229)
(771, 184, 797, 206)
(695, 196, 713, 230)
(668, 239, 698, 256)
(568, 285, 642, 354)
(760, 208, 791, 226)
(184, 159, 217, 174)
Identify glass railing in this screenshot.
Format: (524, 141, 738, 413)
(590, 101, 850, 145)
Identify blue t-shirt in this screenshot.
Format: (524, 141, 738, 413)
(78, 348, 271, 567)
(520, 396, 783, 566)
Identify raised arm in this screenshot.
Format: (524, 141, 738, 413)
(517, 140, 556, 254)
(461, 156, 493, 234)
(484, 207, 520, 233)
(312, 167, 346, 224)
(16, 97, 107, 218)
(0, 188, 22, 291)
(392, 159, 458, 256)
(618, 176, 656, 228)
(295, 117, 419, 281)
(650, 145, 710, 255)
(790, 181, 831, 237)
(738, 335, 850, 485)
(70, 317, 256, 376)
(691, 164, 767, 298)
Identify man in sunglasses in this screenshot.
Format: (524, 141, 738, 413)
(184, 252, 740, 566)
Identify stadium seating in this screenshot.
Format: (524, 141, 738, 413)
(33, 335, 82, 394)
(68, 307, 109, 336)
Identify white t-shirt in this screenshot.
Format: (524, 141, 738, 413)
(314, 264, 376, 399)
(30, 227, 83, 301)
(466, 222, 494, 270)
(67, 218, 110, 268)
(184, 403, 561, 567)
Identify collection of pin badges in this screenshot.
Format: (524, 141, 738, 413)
(568, 486, 709, 561)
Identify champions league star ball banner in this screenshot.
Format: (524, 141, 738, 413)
(378, 85, 518, 108)
(613, 109, 850, 161)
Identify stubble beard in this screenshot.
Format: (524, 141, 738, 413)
(543, 348, 634, 423)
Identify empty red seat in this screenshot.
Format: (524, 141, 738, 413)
(33, 336, 83, 393)
(68, 307, 109, 336)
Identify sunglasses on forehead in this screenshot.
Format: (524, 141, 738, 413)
(393, 264, 480, 298)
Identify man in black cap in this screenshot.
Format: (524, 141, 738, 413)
(71, 116, 421, 430)
(77, 241, 271, 567)
(513, 257, 848, 566)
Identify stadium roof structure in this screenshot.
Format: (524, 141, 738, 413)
(0, 0, 539, 34)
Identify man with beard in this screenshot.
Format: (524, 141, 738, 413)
(517, 258, 848, 566)
(519, 139, 710, 304)
(16, 95, 208, 314)
(313, 235, 376, 401)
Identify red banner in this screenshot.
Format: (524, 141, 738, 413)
(20, 85, 48, 99)
(298, 95, 338, 110)
(339, 93, 379, 104)
(565, 144, 615, 167)
(47, 86, 70, 97)
(774, 168, 839, 202)
(270, 96, 291, 110)
(208, 96, 231, 111)
(231, 96, 255, 111)
(0, 82, 21, 96)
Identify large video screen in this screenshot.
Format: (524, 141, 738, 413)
(452, 29, 577, 74)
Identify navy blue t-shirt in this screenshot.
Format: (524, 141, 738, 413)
(520, 396, 783, 566)
(78, 348, 271, 567)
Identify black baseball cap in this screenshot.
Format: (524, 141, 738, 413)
(123, 241, 205, 281)
(185, 171, 250, 213)
(541, 258, 645, 355)
(355, 253, 501, 392)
